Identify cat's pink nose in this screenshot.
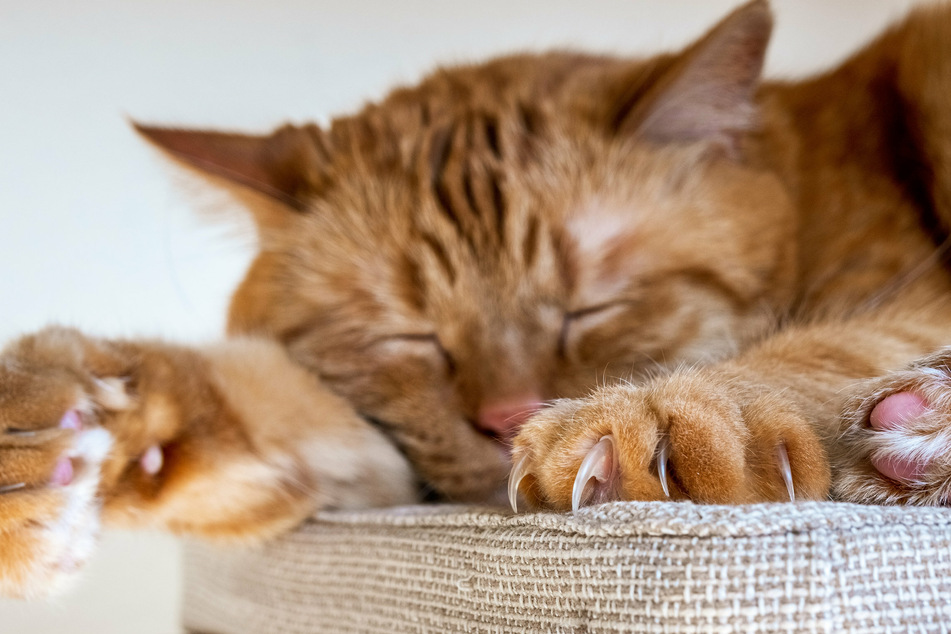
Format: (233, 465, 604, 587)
(475, 394, 544, 437)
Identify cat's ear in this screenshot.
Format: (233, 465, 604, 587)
(133, 122, 331, 212)
(612, 0, 772, 148)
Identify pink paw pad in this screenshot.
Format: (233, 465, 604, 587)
(58, 410, 83, 431)
(139, 445, 163, 475)
(49, 411, 85, 486)
(868, 392, 929, 483)
(51, 457, 74, 486)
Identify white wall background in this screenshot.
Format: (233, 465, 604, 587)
(0, 0, 925, 631)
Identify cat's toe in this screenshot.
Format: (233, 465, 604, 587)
(508, 431, 630, 513)
(837, 353, 951, 504)
(570, 435, 620, 511)
(868, 391, 932, 483)
(508, 394, 667, 512)
(512, 375, 831, 511)
(869, 391, 929, 431)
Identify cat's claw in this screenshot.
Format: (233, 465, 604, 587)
(656, 435, 671, 498)
(508, 453, 530, 513)
(776, 441, 795, 502)
(571, 435, 616, 512)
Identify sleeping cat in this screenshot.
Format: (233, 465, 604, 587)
(1, 0, 950, 598)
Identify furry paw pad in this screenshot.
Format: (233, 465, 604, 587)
(837, 349, 951, 505)
(868, 391, 931, 482)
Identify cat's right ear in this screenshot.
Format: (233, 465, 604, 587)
(601, 0, 773, 152)
(133, 122, 331, 216)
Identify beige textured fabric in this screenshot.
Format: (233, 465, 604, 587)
(183, 501, 951, 633)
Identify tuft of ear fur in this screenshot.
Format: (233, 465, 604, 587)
(133, 122, 331, 211)
(616, 0, 773, 148)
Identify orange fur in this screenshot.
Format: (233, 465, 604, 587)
(3, 0, 951, 597)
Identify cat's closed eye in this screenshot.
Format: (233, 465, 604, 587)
(558, 301, 636, 359)
(378, 333, 456, 377)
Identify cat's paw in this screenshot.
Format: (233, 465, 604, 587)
(509, 371, 830, 511)
(836, 348, 951, 505)
(0, 356, 130, 598)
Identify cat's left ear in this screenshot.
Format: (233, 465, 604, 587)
(610, 0, 773, 149)
(133, 122, 330, 212)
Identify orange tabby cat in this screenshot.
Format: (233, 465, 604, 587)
(1, 0, 950, 598)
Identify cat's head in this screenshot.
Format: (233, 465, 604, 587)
(137, 0, 796, 502)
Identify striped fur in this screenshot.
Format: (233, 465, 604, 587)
(139, 2, 951, 504)
(6, 0, 951, 599)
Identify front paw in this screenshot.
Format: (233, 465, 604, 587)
(837, 348, 951, 505)
(0, 408, 113, 598)
(0, 336, 133, 598)
(509, 371, 830, 511)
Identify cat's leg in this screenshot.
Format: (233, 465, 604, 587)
(0, 326, 414, 598)
(509, 311, 949, 510)
(835, 347, 951, 505)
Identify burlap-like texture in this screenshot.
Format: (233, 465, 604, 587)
(183, 502, 951, 633)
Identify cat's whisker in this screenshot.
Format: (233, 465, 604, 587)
(856, 238, 951, 313)
(776, 442, 795, 502)
(503, 405, 545, 427)
(571, 435, 615, 512)
(600, 364, 613, 390)
(507, 454, 531, 513)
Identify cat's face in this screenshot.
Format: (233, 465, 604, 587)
(138, 1, 794, 501)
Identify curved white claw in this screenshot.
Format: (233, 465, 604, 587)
(656, 436, 671, 498)
(776, 442, 795, 502)
(508, 454, 531, 513)
(571, 435, 615, 512)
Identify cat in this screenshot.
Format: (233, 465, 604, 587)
(2, 0, 951, 599)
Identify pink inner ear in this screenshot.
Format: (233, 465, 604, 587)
(631, 0, 771, 145)
(135, 124, 273, 185)
(133, 123, 318, 209)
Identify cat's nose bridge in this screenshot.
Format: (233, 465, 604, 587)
(475, 393, 544, 438)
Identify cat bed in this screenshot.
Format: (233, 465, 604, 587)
(182, 501, 951, 633)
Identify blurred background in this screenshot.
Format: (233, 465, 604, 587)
(0, 0, 926, 631)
